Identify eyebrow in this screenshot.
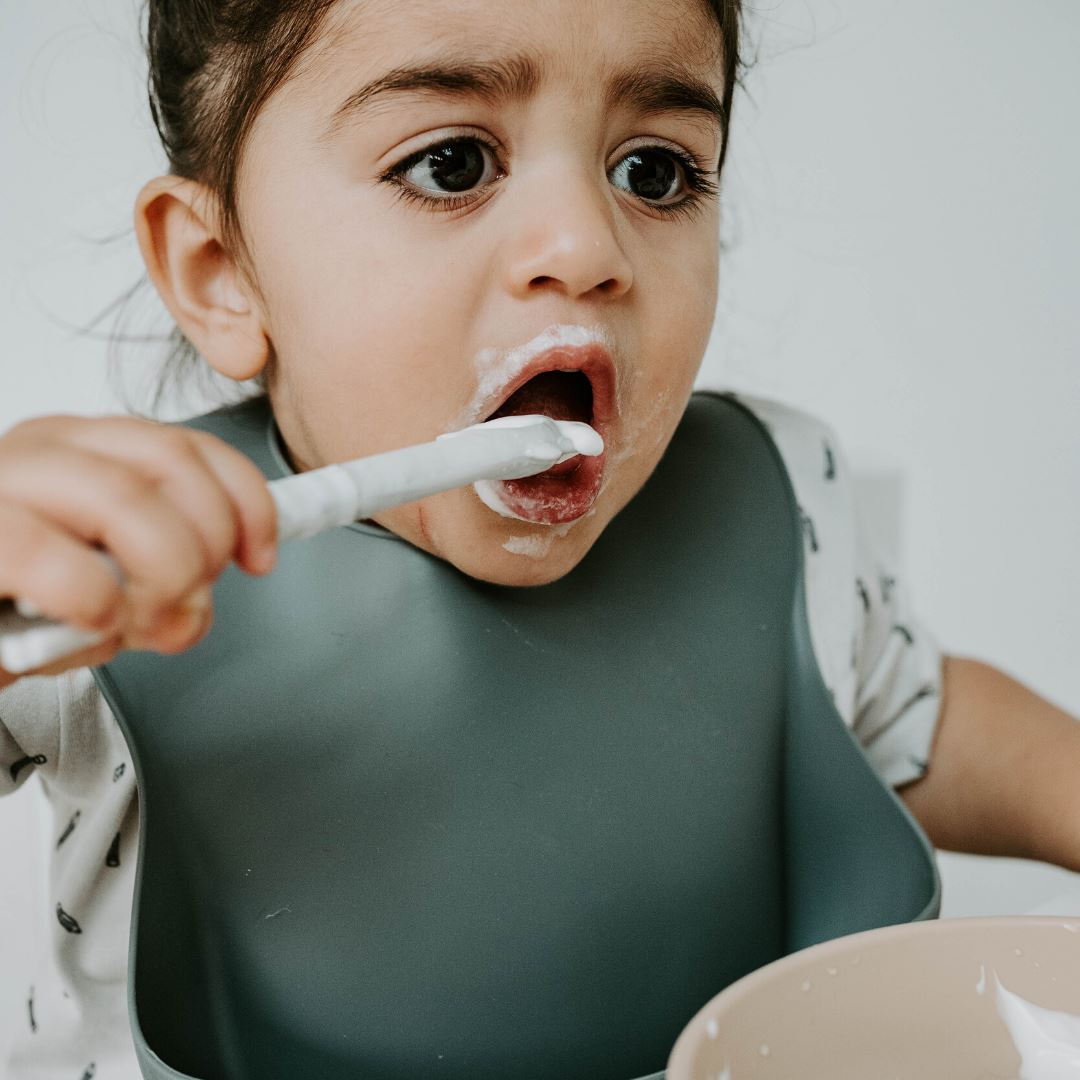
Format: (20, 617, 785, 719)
(320, 50, 725, 145)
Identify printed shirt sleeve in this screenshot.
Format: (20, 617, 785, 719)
(1, 667, 129, 800)
(0, 673, 62, 796)
(725, 390, 946, 789)
(0, 666, 139, 1077)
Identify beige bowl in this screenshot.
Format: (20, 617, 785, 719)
(666, 916, 1080, 1080)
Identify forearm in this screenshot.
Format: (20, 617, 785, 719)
(897, 655, 1080, 872)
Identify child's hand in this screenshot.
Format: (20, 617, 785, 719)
(0, 414, 277, 686)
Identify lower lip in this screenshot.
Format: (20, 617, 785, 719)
(490, 448, 606, 525)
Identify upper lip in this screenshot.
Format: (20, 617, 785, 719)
(476, 344, 618, 435)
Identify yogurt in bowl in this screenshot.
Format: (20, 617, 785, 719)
(666, 916, 1080, 1080)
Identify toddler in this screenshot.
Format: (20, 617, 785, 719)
(2, 0, 1079, 1077)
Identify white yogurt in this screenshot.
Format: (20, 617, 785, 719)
(993, 973, 1080, 1078)
(502, 522, 574, 558)
(475, 477, 528, 521)
(464, 415, 602, 525)
(452, 323, 616, 431)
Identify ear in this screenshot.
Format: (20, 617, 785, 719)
(134, 176, 270, 382)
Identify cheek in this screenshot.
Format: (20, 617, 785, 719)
(661, 241, 719, 342)
(250, 188, 480, 447)
(631, 232, 718, 374)
(275, 220, 454, 373)
(639, 246, 717, 388)
(611, 249, 716, 472)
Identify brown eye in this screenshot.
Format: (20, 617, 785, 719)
(611, 148, 684, 204)
(396, 138, 500, 197)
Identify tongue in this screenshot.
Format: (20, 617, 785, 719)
(490, 371, 592, 424)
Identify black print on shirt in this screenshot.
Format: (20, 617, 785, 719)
(27, 985, 35, 1033)
(888, 684, 937, 727)
(892, 624, 914, 646)
(856, 577, 871, 614)
(80, 1065, 96, 1080)
(56, 902, 82, 934)
(823, 440, 836, 480)
(799, 507, 819, 553)
(113, 762, 125, 782)
(879, 573, 896, 605)
(8, 753, 47, 783)
(56, 810, 81, 849)
(106, 832, 121, 868)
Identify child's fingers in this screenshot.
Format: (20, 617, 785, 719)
(52, 417, 248, 579)
(0, 412, 276, 673)
(185, 429, 279, 574)
(0, 443, 211, 628)
(121, 586, 214, 656)
(0, 495, 214, 667)
(0, 594, 213, 686)
(58, 417, 278, 577)
(0, 501, 126, 632)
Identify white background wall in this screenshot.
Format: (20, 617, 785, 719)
(1, 0, 1078, 1061)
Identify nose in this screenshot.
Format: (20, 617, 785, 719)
(502, 162, 634, 301)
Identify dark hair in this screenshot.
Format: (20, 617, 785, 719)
(108, 0, 746, 416)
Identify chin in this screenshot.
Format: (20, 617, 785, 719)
(403, 485, 606, 588)
(449, 533, 590, 588)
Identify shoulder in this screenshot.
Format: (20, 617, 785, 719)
(694, 390, 946, 788)
(0, 671, 61, 745)
(0, 667, 128, 799)
(697, 387, 863, 715)
(0, 672, 62, 795)
(703, 389, 845, 476)
(697, 388, 856, 533)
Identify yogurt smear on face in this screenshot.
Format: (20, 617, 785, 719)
(452, 323, 615, 431)
(475, 476, 528, 521)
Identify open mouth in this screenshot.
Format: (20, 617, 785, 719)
(477, 347, 613, 526)
(490, 370, 594, 479)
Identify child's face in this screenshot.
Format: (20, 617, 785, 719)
(236, 0, 724, 584)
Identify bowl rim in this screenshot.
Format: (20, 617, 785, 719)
(666, 914, 1080, 1075)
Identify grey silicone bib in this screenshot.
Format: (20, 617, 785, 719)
(94, 391, 939, 1080)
